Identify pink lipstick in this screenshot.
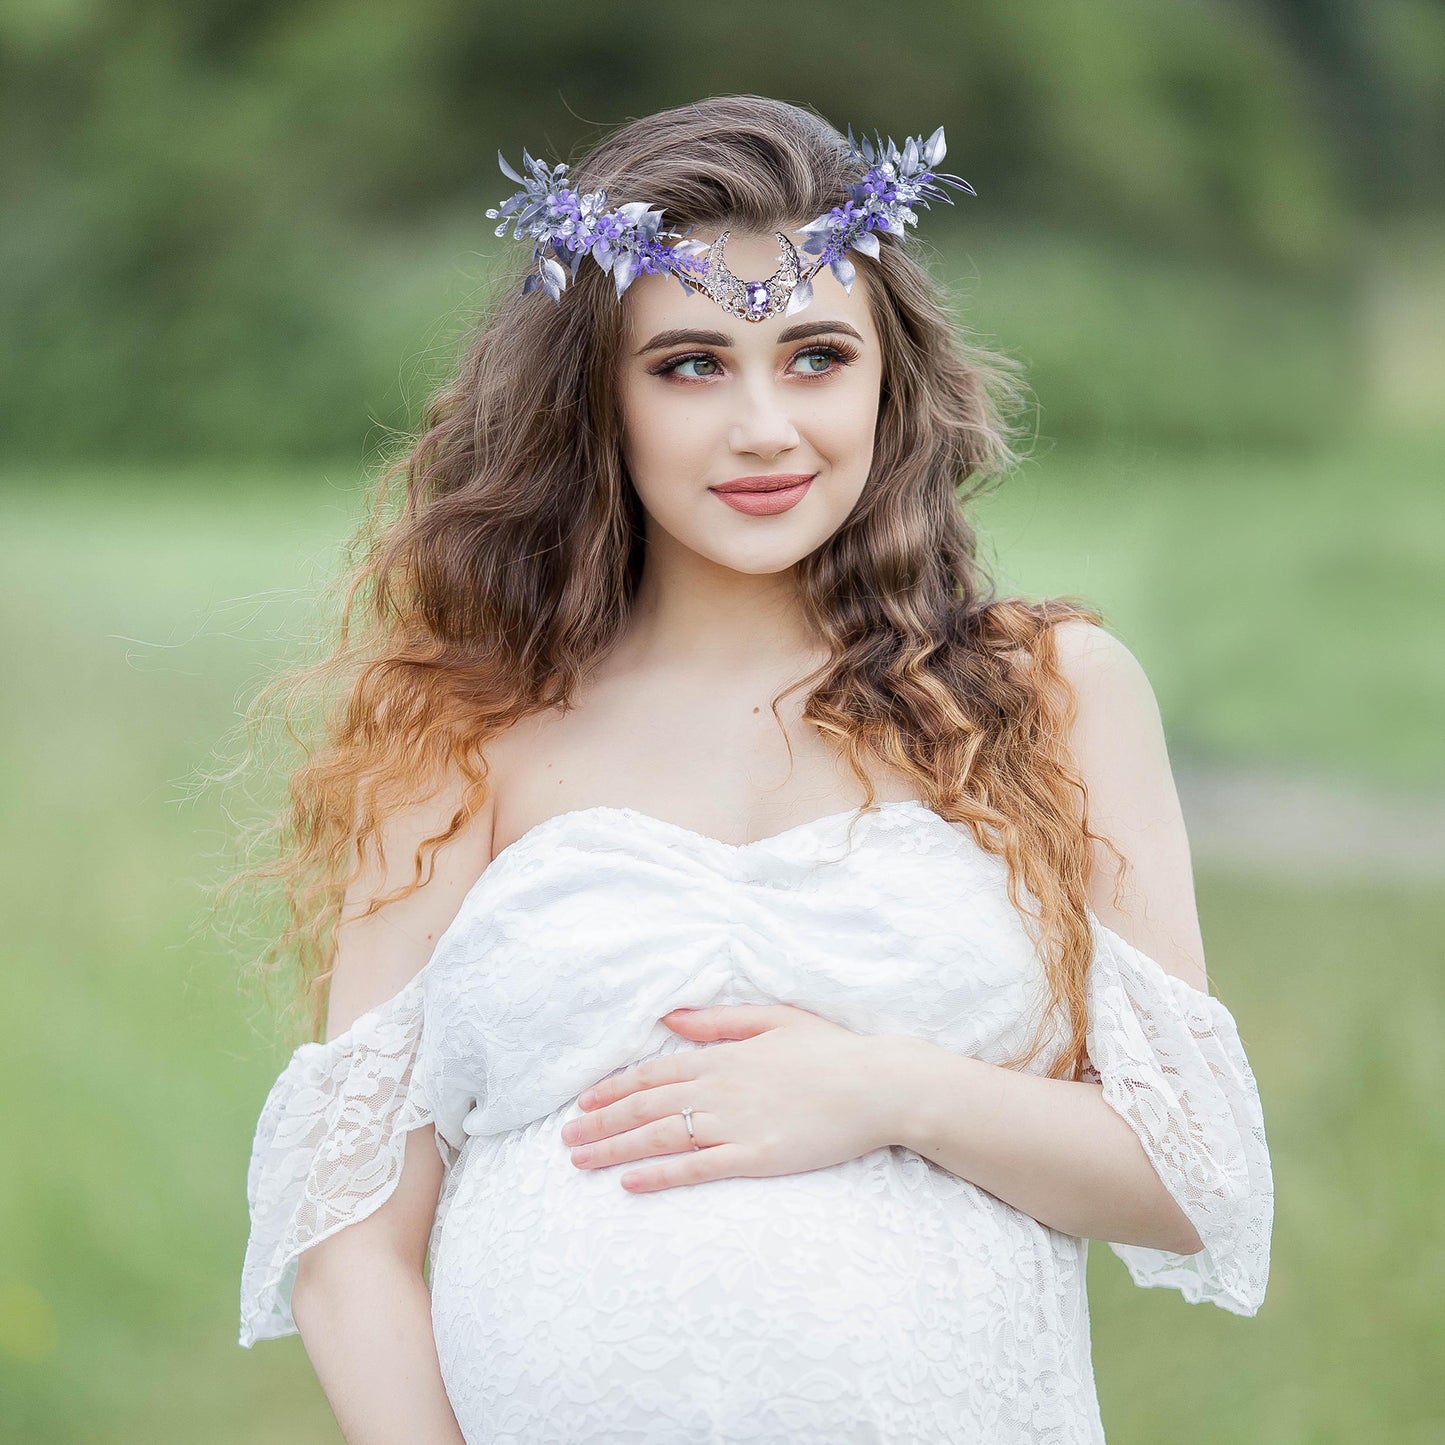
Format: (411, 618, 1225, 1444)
(708, 472, 815, 516)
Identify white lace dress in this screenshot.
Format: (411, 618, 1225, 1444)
(238, 800, 1273, 1444)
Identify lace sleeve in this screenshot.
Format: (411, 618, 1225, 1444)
(238, 972, 459, 1347)
(1082, 914, 1274, 1316)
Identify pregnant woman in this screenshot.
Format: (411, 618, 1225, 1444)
(235, 95, 1273, 1443)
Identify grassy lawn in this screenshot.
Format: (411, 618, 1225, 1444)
(2, 433, 1439, 1440)
(973, 427, 1444, 789)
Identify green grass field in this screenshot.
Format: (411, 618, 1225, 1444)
(2, 429, 1440, 1441)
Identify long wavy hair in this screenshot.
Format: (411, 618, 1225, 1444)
(215, 94, 1124, 1080)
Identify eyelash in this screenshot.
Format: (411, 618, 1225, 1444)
(649, 340, 861, 383)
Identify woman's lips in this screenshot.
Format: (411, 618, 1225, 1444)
(709, 478, 813, 516)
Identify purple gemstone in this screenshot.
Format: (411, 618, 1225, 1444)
(746, 281, 770, 315)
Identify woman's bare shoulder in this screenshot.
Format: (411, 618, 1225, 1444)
(998, 615, 1126, 678)
(1044, 623, 1210, 992)
(1048, 617, 1136, 674)
(326, 759, 499, 1039)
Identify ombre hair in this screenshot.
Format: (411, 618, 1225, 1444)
(217, 95, 1122, 1080)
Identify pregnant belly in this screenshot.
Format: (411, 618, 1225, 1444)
(429, 1109, 1093, 1445)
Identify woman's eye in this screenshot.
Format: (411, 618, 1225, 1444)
(669, 355, 721, 380)
(655, 344, 854, 382)
(792, 348, 838, 375)
(784, 343, 859, 375)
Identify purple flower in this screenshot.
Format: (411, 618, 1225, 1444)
(485, 124, 974, 310)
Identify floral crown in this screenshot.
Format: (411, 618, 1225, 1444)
(484, 124, 974, 323)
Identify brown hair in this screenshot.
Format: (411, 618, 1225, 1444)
(215, 95, 1121, 1079)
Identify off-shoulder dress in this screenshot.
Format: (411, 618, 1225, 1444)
(238, 799, 1273, 1444)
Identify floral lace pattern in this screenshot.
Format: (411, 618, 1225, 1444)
(1081, 917, 1273, 1313)
(239, 800, 1273, 1442)
(238, 972, 460, 1346)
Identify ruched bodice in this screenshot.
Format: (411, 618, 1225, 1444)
(240, 799, 1273, 1444)
(421, 800, 1057, 1147)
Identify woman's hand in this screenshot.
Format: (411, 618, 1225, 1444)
(559, 1004, 911, 1192)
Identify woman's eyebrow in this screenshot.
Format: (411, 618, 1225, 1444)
(634, 321, 864, 355)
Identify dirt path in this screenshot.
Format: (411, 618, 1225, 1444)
(1174, 762, 1445, 884)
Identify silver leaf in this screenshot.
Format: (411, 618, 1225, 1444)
(924, 126, 946, 168)
(850, 231, 881, 260)
(783, 277, 814, 317)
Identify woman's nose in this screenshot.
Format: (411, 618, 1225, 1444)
(728, 382, 800, 458)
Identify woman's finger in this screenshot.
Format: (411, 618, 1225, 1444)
(620, 1141, 751, 1193)
(566, 1079, 708, 1152)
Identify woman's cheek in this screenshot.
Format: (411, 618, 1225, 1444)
(645, 400, 710, 472)
(822, 391, 879, 473)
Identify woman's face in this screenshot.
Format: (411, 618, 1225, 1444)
(616, 228, 885, 577)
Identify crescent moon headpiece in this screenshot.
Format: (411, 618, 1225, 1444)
(484, 124, 975, 321)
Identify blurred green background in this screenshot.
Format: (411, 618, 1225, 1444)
(3, 1, 1443, 1440)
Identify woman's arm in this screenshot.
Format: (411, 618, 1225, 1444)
(876, 621, 1211, 1253)
(880, 1038, 1204, 1252)
(285, 768, 494, 1441)
(296, 1259, 465, 1445)
(291, 1129, 466, 1445)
